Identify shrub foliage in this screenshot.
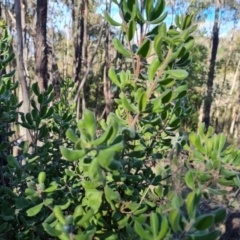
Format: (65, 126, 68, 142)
(1, 1, 240, 240)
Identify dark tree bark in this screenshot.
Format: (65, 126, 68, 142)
(35, 0, 48, 92)
(71, 0, 84, 120)
(202, 0, 220, 129)
(72, 0, 84, 83)
(103, 1, 112, 118)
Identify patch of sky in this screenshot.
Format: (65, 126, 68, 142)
(53, 0, 240, 38)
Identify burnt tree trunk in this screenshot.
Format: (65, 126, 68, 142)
(202, 0, 220, 129)
(72, 0, 84, 83)
(35, 0, 48, 92)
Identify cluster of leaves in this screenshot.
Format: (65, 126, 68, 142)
(0, 24, 77, 239)
(185, 124, 240, 193)
(1, 1, 240, 240)
(0, 80, 78, 239)
(0, 21, 20, 192)
(0, 20, 19, 158)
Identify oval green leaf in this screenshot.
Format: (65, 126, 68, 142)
(66, 128, 78, 143)
(138, 92, 147, 112)
(42, 222, 61, 237)
(150, 12, 168, 24)
(161, 90, 173, 104)
(137, 38, 151, 58)
(27, 203, 43, 217)
(60, 147, 86, 161)
(148, 58, 161, 82)
(103, 11, 122, 26)
(164, 69, 188, 80)
(113, 38, 131, 57)
(109, 67, 121, 87)
(193, 214, 214, 231)
(127, 20, 136, 41)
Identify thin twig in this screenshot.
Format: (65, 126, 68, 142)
(130, 49, 173, 127)
(147, 49, 173, 99)
(139, 177, 156, 204)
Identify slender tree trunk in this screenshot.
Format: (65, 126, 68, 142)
(229, 60, 240, 135)
(21, 0, 29, 85)
(15, 0, 30, 110)
(202, 0, 220, 129)
(18, 0, 30, 142)
(63, 26, 70, 79)
(103, 0, 112, 118)
(222, 60, 240, 131)
(94, 78, 100, 116)
(73, 22, 104, 104)
(76, 98, 80, 121)
(214, 99, 219, 133)
(15, 0, 31, 142)
(230, 105, 237, 135)
(82, 0, 88, 113)
(72, 0, 84, 83)
(48, 11, 54, 87)
(44, 7, 61, 99)
(198, 100, 204, 129)
(222, 34, 234, 88)
(35, 0, 48, 92)
(47, 42, 61, 99)
(71, 0, 84, 120)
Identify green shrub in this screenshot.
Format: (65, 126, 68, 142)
(1, 2, 240, 240)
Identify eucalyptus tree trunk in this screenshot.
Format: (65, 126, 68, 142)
(48, 12, 54, 87)
(21, 0, 29, 85)
(202, 0, 220, 129)
(63, 26, 70, 79)
(71, 0, 84, 120)
(82, 0, 89, 113)
(229, 60, 240, 136)
(15, 0, 31, 142)
(35, 0, 48, 92)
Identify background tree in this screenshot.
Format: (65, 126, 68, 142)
(15, 0, 30, 141)
(202, 0, 220, 128)
(35, 0, 48, 92)
(1, 0, 240, 144)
